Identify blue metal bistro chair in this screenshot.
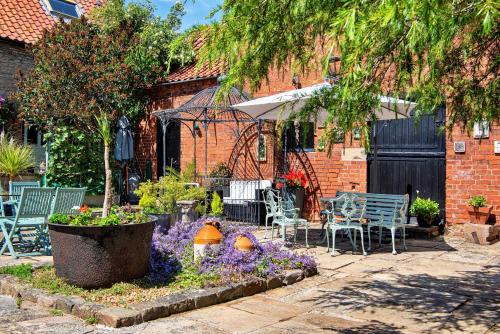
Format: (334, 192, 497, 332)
(0, 188, 55, 258)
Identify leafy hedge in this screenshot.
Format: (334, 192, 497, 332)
(45, 126, 105, 195)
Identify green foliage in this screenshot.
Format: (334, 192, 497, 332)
(138, 191, 159, 214)
(16, 17, 144, 129)
(199, 0, 499, 152)
(0, 99, 17, 135)
(410, 197, 440, 219)
(48, 213, 71, 225)
(70, 211, 94, 226)
(172, 266, 219, 290)
(90, 0, 193, 85)
(469, 195, 487, 208)
(135, 163, 206, 214)
(44, 126, 105, 195)
(0, 263, 33, 281)
(95, 113, 112, 146)
(0, 134, 34, 180)
(210, 192, 224, 216)
(97, 214, 121, 226)
(209, 162, 233, 179)
(48, 208, 149, 226)
(85, 316, 98, 325)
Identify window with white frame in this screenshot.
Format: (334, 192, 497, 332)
(43, 0, 81, 19)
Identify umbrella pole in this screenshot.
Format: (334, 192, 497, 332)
(162, 121, 168, 177)
(125, 165, 129, 203)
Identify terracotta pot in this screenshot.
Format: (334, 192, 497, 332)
(194, 221, 223, 259)
(234, 235, 254, 252)
(467, 205, 493, 224)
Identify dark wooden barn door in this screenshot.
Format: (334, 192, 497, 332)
(368, 108, 446, 219)
(157, 121, 181, 177)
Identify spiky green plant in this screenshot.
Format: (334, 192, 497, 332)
(0, 133, 34, 180)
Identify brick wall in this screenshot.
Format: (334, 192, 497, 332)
(143, 64, 498, 224)
(143, 66, 367, 221)
(446, 121, 500, 224)
(138, 78, 219, 179)
(0, 40, 33, 98)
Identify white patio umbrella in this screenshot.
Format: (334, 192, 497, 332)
(232, 83, 416, 122)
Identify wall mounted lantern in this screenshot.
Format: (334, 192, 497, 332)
(326, 56, 341, 84)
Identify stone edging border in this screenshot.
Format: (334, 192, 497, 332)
(0, 267, 317, 328)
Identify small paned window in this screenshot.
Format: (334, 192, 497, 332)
(284, 122, 315, 151)
(46, 0, 80, 18)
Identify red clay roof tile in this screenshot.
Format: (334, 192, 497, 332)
(163, 36, 227, 83)
(0, 0, 99, 44)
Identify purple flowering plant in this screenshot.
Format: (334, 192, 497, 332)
(148, 217, 316, 287)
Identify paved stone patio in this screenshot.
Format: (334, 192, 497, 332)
(0, 226, 499, 334)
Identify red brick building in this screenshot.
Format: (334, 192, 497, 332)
(0, 0, 102, 171)
(137, 48, 499, 225)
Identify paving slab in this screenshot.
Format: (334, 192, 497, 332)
(227, 295, 309, 320)
(14, 315, 91, 332)
(0, 233, 498, 333)
(346, 304, 451, 334)
(264, 285, 300, 299)
(183, 305, 277, 333)
(395, 257, 485, 278)
(136, 316, 226, 334)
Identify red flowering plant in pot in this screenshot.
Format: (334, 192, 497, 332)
(283, 170, 308, 189)
(276, 170, 308, 216)
(468, 195, 493, 224)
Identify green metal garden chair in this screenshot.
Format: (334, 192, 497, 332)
(262, 188, 281, 239)
(51, 188, 86, 215)
(265, 188, 309, 247)
(0, 187, 55, 258)
(8, 181, 40, 202)
(327, 193, 367, 256)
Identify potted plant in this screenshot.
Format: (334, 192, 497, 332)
(48, 207, 154, 288)
(47, 115, 158, 289)
(210, 192, 224, 217)
(0, 133, 34, 187)
(467, 195, 492, 224)
(278, 170, 307, 215)
(410, 197, 440, 227)
(135, 164, 206, 229)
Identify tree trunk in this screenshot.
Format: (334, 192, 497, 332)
(102, 143, 112, 218)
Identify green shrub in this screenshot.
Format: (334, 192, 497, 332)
(49, 213, 71, 225)
(135, 163, 206, 214)
(410, 197, 440, 219)
(469, 195, 487, 208)
(210, 192, 224, 216)
(44, 127, 105, 195)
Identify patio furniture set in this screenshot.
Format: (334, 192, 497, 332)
(263, 187, 410, 256)
(0, 181, 85, 258)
